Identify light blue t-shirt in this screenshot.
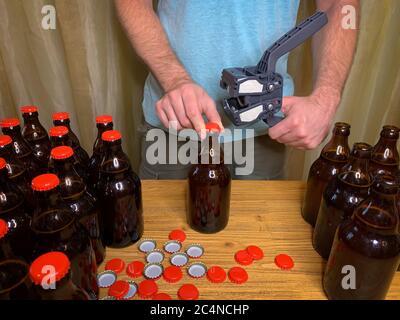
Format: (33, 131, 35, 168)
(142, 0, 300, 141)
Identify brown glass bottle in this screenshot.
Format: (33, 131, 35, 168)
(53, 112, 90, 167)
(0, 135, 34, 208)
(97, 130, 143, 248)
(302, 123, 351, 226)
(323, 176, 400, 299)
(51, 146, 105, 265)
(20, 106, 51, 172)
(187, 123, 231, 233)
(88, 115, 113, 193)
(369, 125, 399, 177)
(30, 251, 90, 300)
(0, 118, 42, 178)
(313, 143, 373, 259)
(0, 259, 38, 300)
(30, 174, 98, 299)
(0, 158, 33, 261)
(49, 126, 87, 181)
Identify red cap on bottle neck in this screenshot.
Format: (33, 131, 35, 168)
(205, 122, 221, 133)
(51, 146, 74, 160)
(0, 219, 8, 239)
(0, 118, 20, 128)
(102, 130, 122, 142)
(96, 115, 113, 124)
(49, 126, 69, 137)
(20, 105, 38, 114)
(0, 157, 6, 170)
(31, 173, 60, 191)
(0, 135, 12, 147)
(29, 252, 70, 285)
(52, 112, 70, 121)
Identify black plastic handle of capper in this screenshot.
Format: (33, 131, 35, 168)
(256, 11, 328, 74)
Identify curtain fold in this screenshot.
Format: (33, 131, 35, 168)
(0, 0, 399, 177)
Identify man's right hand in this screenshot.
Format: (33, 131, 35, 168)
(156, 80, 224, 139)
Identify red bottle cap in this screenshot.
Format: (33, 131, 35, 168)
(105, 258, 125, 274)
(49, 126, 69, 137)
(234, 250, 254, 266)
(228, 267, 248, 284)
(169, 229, 186, 242)
(31, 174, 60, 192)
(108, 280, 130, 300)
(246, 245, 264, 260)
(206, 266, 226, 283)
(0, 158, 6, 170)
(0, 219, 8, 239)
(178, 284, 199, 300)
(0, 135, 12, 147)
(275, 254, 294, 270)
(163, 266, 182, 283)
(52, 112, 70, 121)
(205, 122, 221, 132)
(138, 280, 158, 299)
(96, 115, 113, 124)
(126, 261, 145, 278)
(153, 293, 172, 300)
(21, 105, 38, 113)
(51, 146, 74, 160)
(29, 251, 70, 285)
(102, 130, 122, 142)
(0, 118, 20, 128)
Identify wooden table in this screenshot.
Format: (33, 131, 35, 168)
(99, 180, 400, 300)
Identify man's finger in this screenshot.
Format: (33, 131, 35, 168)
(182, 90, 206, 137)
(201, 95, 224, 131)
(268, 117, 292, 140)
(168, 94, 192, 129)
(163, 101, 182, 130)
(281, 96, 297, 114)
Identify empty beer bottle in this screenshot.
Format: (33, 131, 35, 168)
(29, 251, 90, 300)
(0, 135, 34, 208)
(30, 174, 98, 299)
(369, 125, 399, 177)
(0, 118, 41, 178)
(313, 143, 373, 259)
(0, 157, 33, 261)
(323, 176, 400, 299)
(302, 122, 351, 226)
(51, 146, 105, 264)
(87, 115, 113, 193)
(52, 112, 89, 167)
(187, 123, 231, 233)
(0, 259, 38, 300)
(97, 130, 143, 247)
(20, 105, 51, 172)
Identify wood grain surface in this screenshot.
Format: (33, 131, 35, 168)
(98, 180, 400, 300)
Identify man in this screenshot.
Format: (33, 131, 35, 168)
(115, 0, 359, 179)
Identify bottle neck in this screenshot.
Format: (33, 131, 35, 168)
(23, 114, 41, 125)
(321, 134, 350, 162)
(50, 135, 71, 148)
(2, 126, 23, 140)
(33, 188, 64, 216)
(93, 124, 113, 153)
(101, 141, 131, 173)
(340, 156, 372, 186)
(198, 135, 224, 165)
(54, 119, 71, 130)
(53, 159, 85, 198)
(372, 137, 399, 164)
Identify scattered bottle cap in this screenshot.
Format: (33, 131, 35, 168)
(146, 249, 165, 264)
(275, 254, 294, 270)
(170, 252, 189, 267)
(97, 270, 117, 288)
(186, 244, 204, 258)
(138, 239, 157, 253)
(108, 280, 130, 300)
(187, 262, 207, 278)
(234, 250, 254, 266)
(163, 266, 183, 283)
(105, 258, 125, 274)
(228, 267, 248, 284)
(126, 261, 145, 278)
(153, 293, 172, 300)
(122, 281, 138, 300)
(163, 240, 182, 254)
(138, 280, 158, 299)
(143, 263, 164, 280)
(178, 284, 199, 300)
(246, 245, 264, 260)
(169, 229, 186, 242)
(207, 266, 226, 283)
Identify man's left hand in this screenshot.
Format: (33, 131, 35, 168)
(268, 89, 340, 150)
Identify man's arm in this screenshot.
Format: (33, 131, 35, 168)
(269, 0, 359, 149)
(114, 0, 222, 137)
